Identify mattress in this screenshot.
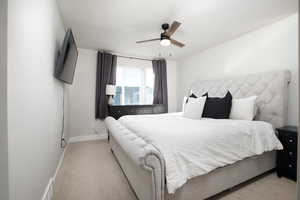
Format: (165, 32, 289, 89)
(118, 113, 283, 193)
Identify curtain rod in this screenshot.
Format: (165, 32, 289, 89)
(98, 50, 164, 61)
(116, 55, 153, 62)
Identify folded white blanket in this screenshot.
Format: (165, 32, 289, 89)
(118, 113, 283, 194)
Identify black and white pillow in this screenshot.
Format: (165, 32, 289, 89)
(183, 96, 207, 119)
(202, 91, 232, 119)
(182, 93, 198, 111)
(185, 93, 198, 103)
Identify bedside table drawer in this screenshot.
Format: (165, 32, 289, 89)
(284, 150, 297, 159)
(279, 150, 297, 165)
(280, 132, 297, 150)
(284, 163, 297, 180)
(277, 154, 297, 180)
(276, 126, 298, 181)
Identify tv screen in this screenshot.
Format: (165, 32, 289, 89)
(54, 29, 78, 84)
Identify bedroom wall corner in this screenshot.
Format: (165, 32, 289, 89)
(0, 0, 9, 199)
(66, 48, 107, 138)
(177, 14, 299, 126)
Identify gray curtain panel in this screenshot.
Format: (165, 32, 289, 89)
(152, 59, 168, 111)
(95, 52, 117, 119)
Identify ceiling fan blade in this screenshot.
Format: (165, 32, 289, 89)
(165, 21, 181, 37)
(136, 38, 160, 43)
(171, 39, 185, 47)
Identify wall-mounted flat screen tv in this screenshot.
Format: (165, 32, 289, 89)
(54, 28, 78, 84)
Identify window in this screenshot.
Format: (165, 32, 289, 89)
(114, 63, 154, 105)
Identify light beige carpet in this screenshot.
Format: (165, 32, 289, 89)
(53, 140, 296, 200)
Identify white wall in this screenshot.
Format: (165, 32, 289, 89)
(67, 49, 104, 138)
(7, 0, 66, 199)
(67, 48, 178, 138)
(0, 0, 9, 200)
(177, 14, 298, 125)
(166, 60, 178, 113)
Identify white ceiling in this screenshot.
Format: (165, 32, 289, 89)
(58, 0, 298, 60)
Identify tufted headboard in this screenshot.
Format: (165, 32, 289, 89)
(189, 70, 291, 128)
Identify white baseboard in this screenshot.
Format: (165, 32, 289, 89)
(41, 178, 54, 200)
(53, 146, 67, 181)
(41, 134, 107, 200)
(68, 134, 107, 143)
(41, 145, 68, 200)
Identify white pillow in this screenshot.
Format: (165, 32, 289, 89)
(183, 96, 207, 119)
(230, 96, 258, 120)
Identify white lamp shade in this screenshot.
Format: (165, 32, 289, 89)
(106, 84, 116, 95)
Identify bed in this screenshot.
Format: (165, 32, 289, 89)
(105, 70, 291, 200)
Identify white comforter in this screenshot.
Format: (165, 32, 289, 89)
(118, 113, 283, 194)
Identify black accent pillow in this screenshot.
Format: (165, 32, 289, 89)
(202, 91, 232, 119)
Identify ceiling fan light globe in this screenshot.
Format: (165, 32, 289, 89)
(160, 39, 171, 46)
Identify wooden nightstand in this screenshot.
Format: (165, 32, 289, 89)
(276, 126, 297, 181)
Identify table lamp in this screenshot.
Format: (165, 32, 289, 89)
(106, 84, 116, 105)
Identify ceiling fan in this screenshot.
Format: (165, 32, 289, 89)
(136, 21, 185, 48)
